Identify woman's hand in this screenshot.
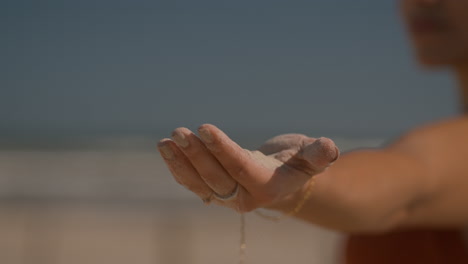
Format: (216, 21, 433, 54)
(157, 124, 339, 212)
(158, 118, 468, 232)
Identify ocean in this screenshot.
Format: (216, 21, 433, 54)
(0, 137, 385, 264)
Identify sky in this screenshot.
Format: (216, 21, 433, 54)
(0, 0, 460, 145)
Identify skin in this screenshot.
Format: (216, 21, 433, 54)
(158, 0, 468, 233)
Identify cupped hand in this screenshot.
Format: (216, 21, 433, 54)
(158, 124, 339, 212)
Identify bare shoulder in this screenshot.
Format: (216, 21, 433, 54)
(391, 115, 468, 201)
(390, 116, 468, 227)
(390, 115, 468, 155)
(400, 115, 468, 142)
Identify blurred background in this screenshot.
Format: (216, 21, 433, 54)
(0, 0, 460, 263)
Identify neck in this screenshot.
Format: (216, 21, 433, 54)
(455, 64, 468, 113)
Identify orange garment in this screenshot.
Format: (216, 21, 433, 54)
(345, 229, 468, 264)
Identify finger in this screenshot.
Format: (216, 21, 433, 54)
(257, 134, 309, 155)
(171, 127, 238, 197)
(157, 138, 214, 203)
(198, 124, 315, 203)
(296, 137, 340, 173)
(197, 124, 274, 190)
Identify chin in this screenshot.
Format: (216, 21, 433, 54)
(416, 55, 451, 68)
(412, 44, 463, 68)
(415, 50, 468, 69)
(411, 38, 468, 68)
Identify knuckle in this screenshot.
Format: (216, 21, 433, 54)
(233, 165, 248, 180)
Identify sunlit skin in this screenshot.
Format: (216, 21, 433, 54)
(158, 0, 468, 233)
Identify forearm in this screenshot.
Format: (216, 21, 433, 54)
(160, 119, 468, 232)
(270, 149, 430, 233)
(270, 117, 468, 232)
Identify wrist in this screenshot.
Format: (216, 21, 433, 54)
(262, 177, 315, 214)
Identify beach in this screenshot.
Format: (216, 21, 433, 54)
(0, 138, 384, 264)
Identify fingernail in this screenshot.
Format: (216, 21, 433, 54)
(158, 142, 174, 159)
(172, 131, 189, 148)
(198, 127, 213, 143)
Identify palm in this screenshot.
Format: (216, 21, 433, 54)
(158, 125, 339, 212)
(247, 134, 339, 202)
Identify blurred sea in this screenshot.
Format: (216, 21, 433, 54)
(0, 136, 386, 264)
(0, 136, 386, 203)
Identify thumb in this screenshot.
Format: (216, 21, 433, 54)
(297, 137, 340, 173)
